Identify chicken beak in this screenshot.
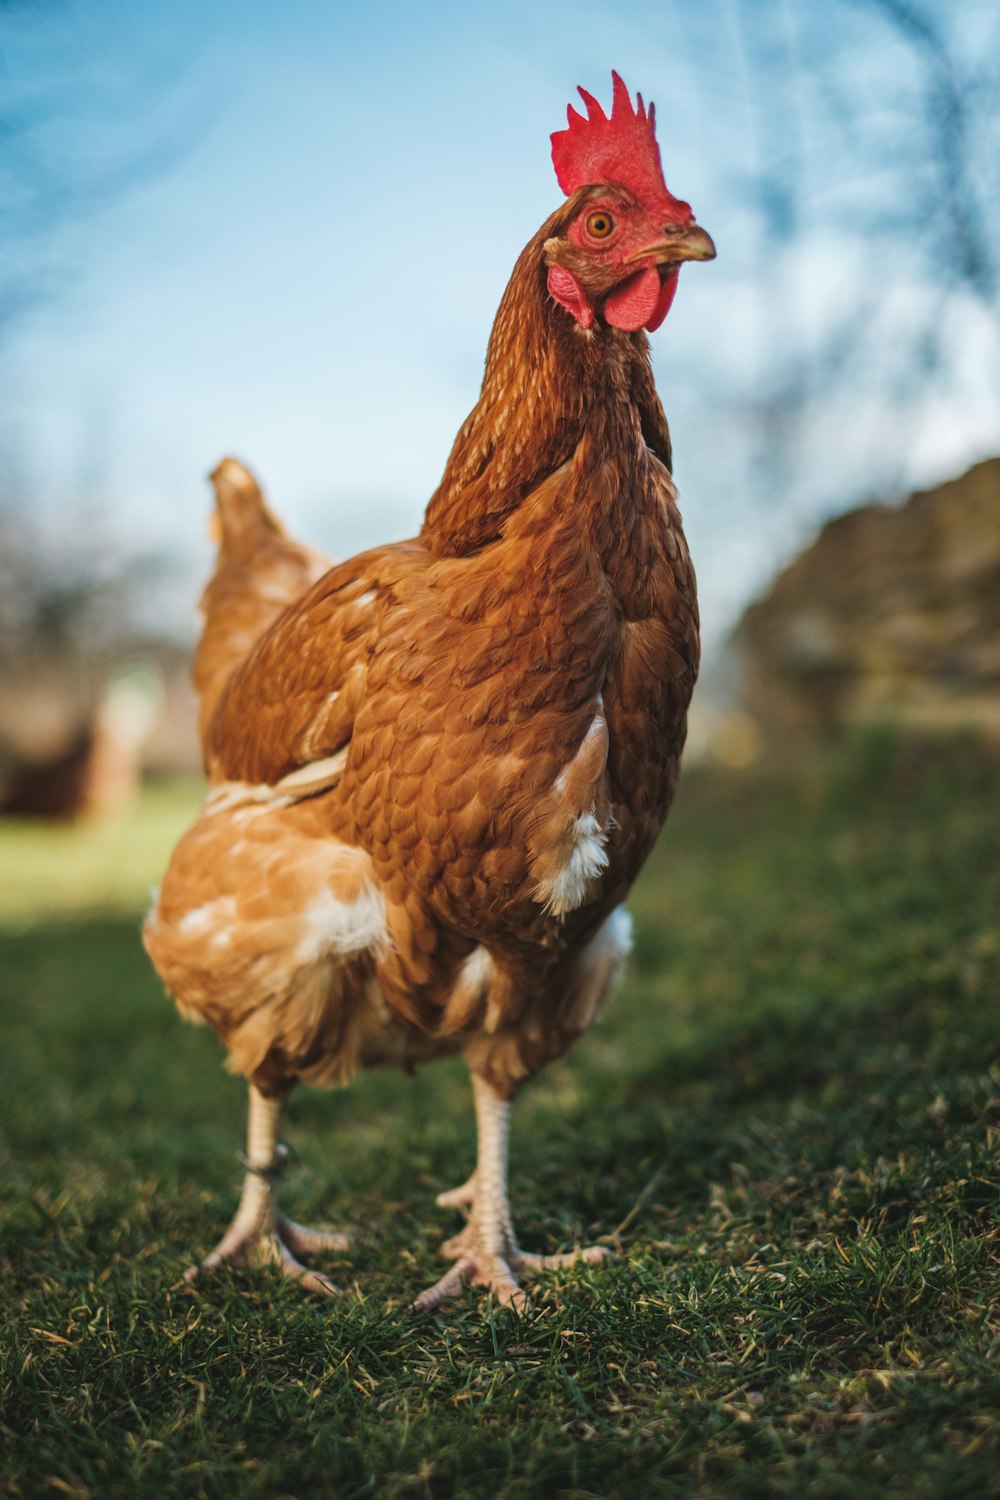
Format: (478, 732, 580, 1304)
(627, 224, 717, 267)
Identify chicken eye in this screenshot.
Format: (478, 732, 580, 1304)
(586, 211, 615, 240)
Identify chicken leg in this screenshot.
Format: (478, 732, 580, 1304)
(185, 1084, 348, 1295)
(415, 1073, 609, 1311)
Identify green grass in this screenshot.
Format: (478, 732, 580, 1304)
(2, 734, 998, 1498)
(0, 778, 203, 925)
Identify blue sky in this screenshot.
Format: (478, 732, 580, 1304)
(4, 0, 998, 650)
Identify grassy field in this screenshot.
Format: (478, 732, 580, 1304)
(2, 736, 998, 1499)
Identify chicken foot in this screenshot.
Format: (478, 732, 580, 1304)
(415, 1074, 609, 1312)
(185, 1084, 348, 1295)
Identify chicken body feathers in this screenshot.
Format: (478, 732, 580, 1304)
(146, 195, 698, 1103)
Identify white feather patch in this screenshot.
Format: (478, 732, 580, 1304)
(459, 945, 494, 994)
(605, 906, 633, 963)
(176, 896, 238, 937)
(536, 807, 610, 917)
(294, 883, 388, 965)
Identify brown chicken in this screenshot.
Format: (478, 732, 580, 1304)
(145, 72, 713, 1309)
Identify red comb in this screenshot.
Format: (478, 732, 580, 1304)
(551, 71, 671, 206)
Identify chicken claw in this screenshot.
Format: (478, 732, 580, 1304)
(415, 1075, 609, 1312)
(187, 1204, 347, 1296)
(186, 1086, 348, 1296)
(415, 1220, 608, 1312)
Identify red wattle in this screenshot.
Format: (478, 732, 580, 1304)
(603, 266, 662, 331)
(547, 264, 594, 328)
(644, 269, 679, 332)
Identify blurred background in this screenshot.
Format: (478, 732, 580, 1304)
(0, 0, 998, 833)
(4, 12, 1000, 1483)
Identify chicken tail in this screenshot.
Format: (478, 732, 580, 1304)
(207, 457, 285, 550)
(193, 457, 331, 754)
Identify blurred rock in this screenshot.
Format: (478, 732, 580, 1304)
(733, 457, 1000, 753)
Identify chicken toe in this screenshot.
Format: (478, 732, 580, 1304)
(416, 1202, 607, 1312)
(435, 1171, 477, 1209)
(414, 1074, 608, 1313)
(186, 1085, 347, 1296)
(187, 1200, 344, 1295)
(415, 1242, 527, 1312)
